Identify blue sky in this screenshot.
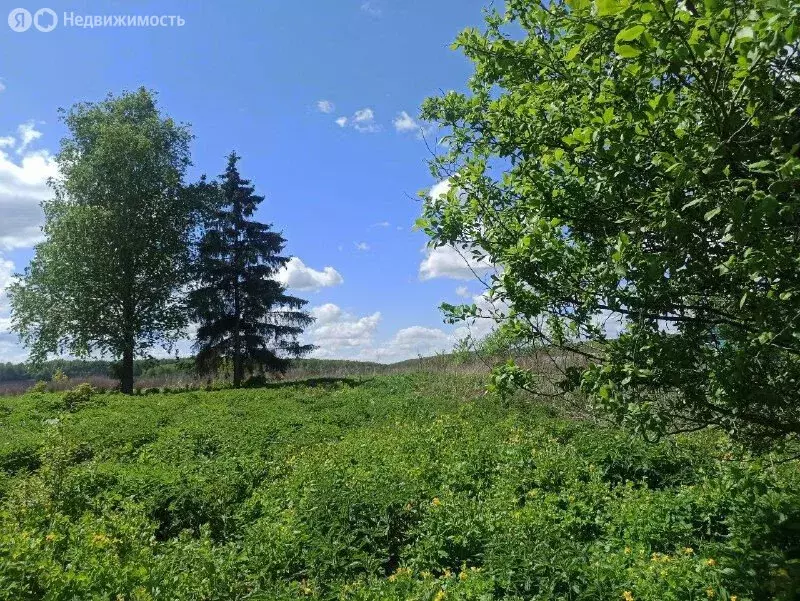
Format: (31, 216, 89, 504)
(0, 0, 499, 363)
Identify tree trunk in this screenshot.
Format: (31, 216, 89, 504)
(121, 346, 134, 395)
(233, 356, 242, 388)
(232, 315, 242, 388)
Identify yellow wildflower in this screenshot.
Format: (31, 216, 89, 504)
(459, 570, 468, 581)
(706, 588, 715, 598)
(730, 597, 737, 601)
(443, 568, 452, 578)
(706, 558, 717, 567)
(434, 591, 446, 601)
(421, 571, 432, 579)
(431, 497, 442, 507)
(622, 591, 634, 601)
(91, 533, 112, 547)
(299, 580, 312, 595)
(624, 546, 632, 554)
(388, 574, 397, 582)
(45, 533, 57, 543)
(683, 547, 694, 555)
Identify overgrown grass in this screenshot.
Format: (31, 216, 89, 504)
(1, 374, 798, 600)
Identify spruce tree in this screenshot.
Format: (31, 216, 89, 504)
(189, 152, 314, 386)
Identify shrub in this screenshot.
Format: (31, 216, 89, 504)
(27, 380, 48, 394)
(62, 383, 96, 412)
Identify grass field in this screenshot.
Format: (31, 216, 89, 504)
(1, 374, 798, 600)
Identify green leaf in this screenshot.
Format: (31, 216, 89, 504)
(615, 44, 642, 58)
(565, 44, 582, 61)
(566, 0, 591, 10)
(704, 207, 721, 221)
(596, 0, 629, 16)
(747, 160, 772, 173)
(615, 25, 645, 43)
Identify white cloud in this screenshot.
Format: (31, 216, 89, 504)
(429, 179, 451, 201)
(0, 255, 24, 361)
(419, 245, 493, 281)
(306, 303, 382, 357)
(0, 122, 60, 361)
(333, 108, 382, 133)
(355, 242, 370, 251)
(352, 108, 381, 133)
(452, 291, 508, 341)
(17, 121, 43, 154)
(368, 326, 451, 362)
(361, 1, 382, 16)
(276, 257, 344, 292)
(456, 286, 470, 298)
(0, 80, 5, 93)
(317, 100, 335, 114)
(418, 179, 495, 280)
(393, 111, 420, 133)
(304, 302, 457, 363)
(354, 108, 374, 122)
(0, 133, 58, 250)
(370, 221, 390, 228)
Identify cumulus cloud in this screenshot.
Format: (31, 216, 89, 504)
(335, 116, 348, 128)
(367, 326, 452, 362)
(17, 121, 43, 154)
(0, 255, 23, 361)
(276, 257, 344, 292)
(456, 286, 470, 298)
(393, 111, 420, 133)
(304, 302, 457, 363)
(317, 100, 335, 114)
(355, 242, 370, 251)
(419, 245, 493, 281)
(0, 132, 58, 250)
(428, 179, 452, 202)
(306, 304, 382, 358)
(452, 291, 508, 341)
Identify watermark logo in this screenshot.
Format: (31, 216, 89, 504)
(33, 8, 57, 32)
(8, 8, 32, 32)
(8, 9, 184, 32)
(8, 7, 57, 32)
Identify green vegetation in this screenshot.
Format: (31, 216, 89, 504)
(189, 152, 314, 386)
(2, 2, 799, 598)
(8, 89, 199, 394)
(7, 92, 314, 394)
(1, 374, 798, 599)
(419, 0, 800, 444)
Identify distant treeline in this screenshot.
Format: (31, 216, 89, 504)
(0, 357, 396, 383)
(0, 358, 194, 383)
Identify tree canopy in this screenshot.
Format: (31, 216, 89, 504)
(189, 152, 314, 387)
(419, 0, 800, 444)
(9, 88, 197, 394)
